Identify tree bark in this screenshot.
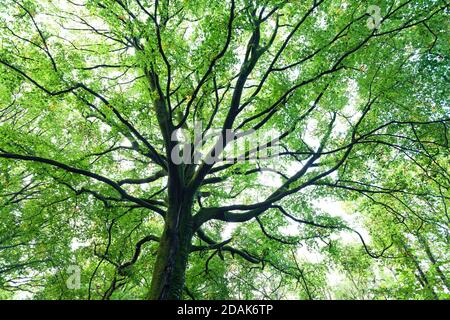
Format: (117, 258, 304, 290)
(147, 194, 193, 300)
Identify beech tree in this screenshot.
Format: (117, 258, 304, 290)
(0, 0, 448, 300)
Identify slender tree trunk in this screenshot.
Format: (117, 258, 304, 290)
(147, 194, 193, 300)
(417, 235, 450, 291)
(401, 241, 439, 300)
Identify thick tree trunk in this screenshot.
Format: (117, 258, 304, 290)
(147, 196, 193, 300)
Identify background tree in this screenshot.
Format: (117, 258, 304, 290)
(0, 0, 448, 299)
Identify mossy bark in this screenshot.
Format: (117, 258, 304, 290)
(147, 195, 193, 300)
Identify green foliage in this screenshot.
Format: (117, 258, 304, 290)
(0, 0, 448, 300)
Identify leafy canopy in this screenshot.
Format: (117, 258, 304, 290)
(0, 0, 448, 299)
